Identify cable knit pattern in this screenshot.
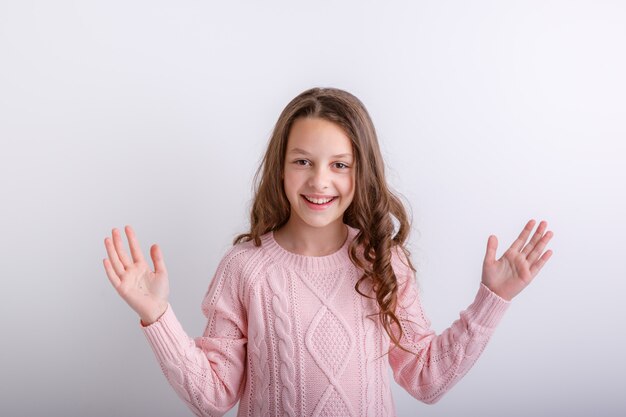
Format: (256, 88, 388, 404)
(267, 269, 297, 417)
(380, 332, 391, 417)
(300, 267, 356, 417)
(359, 280, 378, 417)
(247, 288, 270, 417)
(140, 226, 510, 416)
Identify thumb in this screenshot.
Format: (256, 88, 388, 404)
(150, 244, 168, 275)
(484, 235, 498, 265)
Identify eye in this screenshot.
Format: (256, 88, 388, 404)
(334, 162, 349, 169)
(294, 159, 310, 166)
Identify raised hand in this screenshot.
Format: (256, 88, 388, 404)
(481, 219, 553, 301)
(103, 226, 169, 325)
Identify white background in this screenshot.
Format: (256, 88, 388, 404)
(1, 1, 625, 416)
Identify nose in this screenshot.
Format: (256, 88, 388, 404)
(308, 166, 329, 190)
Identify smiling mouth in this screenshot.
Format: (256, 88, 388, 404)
(302, 195, 337, 205)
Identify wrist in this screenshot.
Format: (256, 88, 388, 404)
(481, 282, 512, 302)
(140, 301, 168, 326)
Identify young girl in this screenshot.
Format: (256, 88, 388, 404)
(103, 87, 553, 417)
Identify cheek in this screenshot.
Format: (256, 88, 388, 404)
(283, 178, 294, 199)
(341, 175, 355, 197)
(282, 171, 300, 197)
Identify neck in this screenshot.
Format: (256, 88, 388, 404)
(274, 219, 348, 257)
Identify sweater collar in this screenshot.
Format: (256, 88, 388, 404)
(261, 225, 359, 273)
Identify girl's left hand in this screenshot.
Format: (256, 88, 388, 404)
(481, 219, 553, 301)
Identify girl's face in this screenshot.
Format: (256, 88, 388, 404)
(283, 117, 355, 233)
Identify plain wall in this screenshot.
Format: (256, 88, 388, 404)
(1, 1, 625, 416)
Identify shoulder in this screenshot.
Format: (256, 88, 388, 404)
(216, 235, 271, 279)
(389, 244, 422, 311)
(390, 245, 415, 286)
(202, 235, 273, 309)
(347, 226, 416, 288)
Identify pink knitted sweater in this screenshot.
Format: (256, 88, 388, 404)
(141, 226, 509, 417)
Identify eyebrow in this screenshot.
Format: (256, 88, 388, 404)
(287, 147, 353, 159)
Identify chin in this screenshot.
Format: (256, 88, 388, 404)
(302, 216, 344, 230)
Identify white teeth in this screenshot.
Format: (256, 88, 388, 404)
(304, 196, 334, 204)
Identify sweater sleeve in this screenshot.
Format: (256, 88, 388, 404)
(141, 248, 248, 417)
(388, 250, 510, 404)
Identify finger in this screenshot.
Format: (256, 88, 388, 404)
(103, 258, 121, 288)
(527, 230, 554, 264)
(150, 244, 168, 275)
(530, 249, 553, 277)
(112, 228, 133, 268)
(521, 220, 547, 256)
(125, 225, 146, 264)
(484, 235, 498, 265)
(104, 236, 125, 276)
(511, 219, 536, 252)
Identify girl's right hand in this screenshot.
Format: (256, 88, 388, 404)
(103, 226, 169, 326)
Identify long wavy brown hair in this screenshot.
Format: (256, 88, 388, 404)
(234, 87, 416, 353)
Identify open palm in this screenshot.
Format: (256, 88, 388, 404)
(482, 220, 553, 301)
(103, 226, 169, 325)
